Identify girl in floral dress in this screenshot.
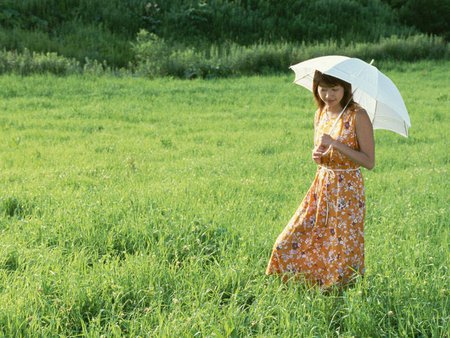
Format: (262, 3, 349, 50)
(265, 71, 375, 288)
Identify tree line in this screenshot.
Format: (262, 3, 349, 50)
(0, 0, 449, 68)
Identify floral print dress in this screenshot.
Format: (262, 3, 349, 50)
(265, 106, 365, 287)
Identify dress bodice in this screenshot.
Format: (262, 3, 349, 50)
(314, 107, 361, 169)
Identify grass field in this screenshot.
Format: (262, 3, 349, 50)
(0, 61, 448, 337)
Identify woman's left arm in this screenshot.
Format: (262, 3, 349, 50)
(319, 109, 375, 170)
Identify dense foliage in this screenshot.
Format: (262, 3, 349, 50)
(381, 0, 450, 39)
(130, 33, 449, 78)
(1, 34, 448, 78)
(0, 0, 449, 68)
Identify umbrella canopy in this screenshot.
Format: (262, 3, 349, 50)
(290, 55, 411, 137)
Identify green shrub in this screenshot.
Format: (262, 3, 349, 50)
(56, 21, 133, 67)
(0, 49, 80, 75)
(383, 0, 450, 40)
(132, 31, 449, 79)
(0, 28, 59, 53)
(131, 30, 171, 77)
(0, 33, 447, 77)
(365, 34, 449, 61)
(0, 25, 133, 68)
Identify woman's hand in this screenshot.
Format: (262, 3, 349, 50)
(320, 109, 375, 170)
(318, 133, 335, 148)
(312, 144, 328, 164)
(312, 149, 322, 164)
(312, 134, 335, 165)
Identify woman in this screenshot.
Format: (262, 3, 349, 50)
(265, 70, 375, 288)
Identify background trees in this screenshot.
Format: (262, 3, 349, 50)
(0, 0, 448, 69)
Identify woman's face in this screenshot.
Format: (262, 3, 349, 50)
(318, 84, 344, 112)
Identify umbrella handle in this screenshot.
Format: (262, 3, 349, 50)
(328, 97, 352, 135)
(319, 96, 353, 158)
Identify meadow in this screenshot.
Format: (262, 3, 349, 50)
(0, 61, 448, 337)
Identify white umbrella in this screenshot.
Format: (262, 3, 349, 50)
(290, 55, 411, 137)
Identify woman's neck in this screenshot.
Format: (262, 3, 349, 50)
(325, 105, 343, 116)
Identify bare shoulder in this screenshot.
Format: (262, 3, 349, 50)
(354, 106, 374, 148)
(354, 107, 372, 126)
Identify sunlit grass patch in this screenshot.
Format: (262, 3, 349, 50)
(0, 61, 448, 336)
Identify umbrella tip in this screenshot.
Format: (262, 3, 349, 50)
(369, 59, 375, 65)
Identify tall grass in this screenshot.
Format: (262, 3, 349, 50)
(133, 33, 449, 78)
(0, 26, 134, 68)
(1, 34, 447, 77)
(0, 61, 448, 336)
(0, 49, 80, 75)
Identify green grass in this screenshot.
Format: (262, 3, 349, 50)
(0, 61, 448, 337)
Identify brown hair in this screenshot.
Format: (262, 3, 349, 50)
(313, 70, 355, 112)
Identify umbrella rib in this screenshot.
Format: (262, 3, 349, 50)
(371, 100, 377, 123)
